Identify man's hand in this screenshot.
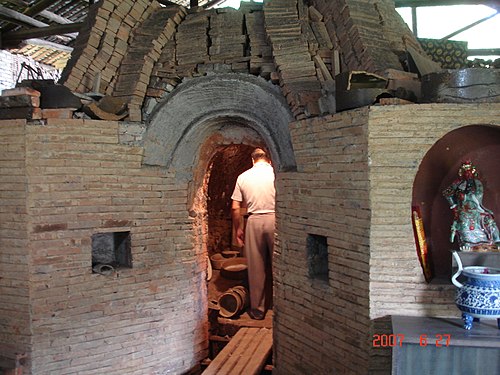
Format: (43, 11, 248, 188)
(232, 199, 245, 247)
(236, 227, 245, 246)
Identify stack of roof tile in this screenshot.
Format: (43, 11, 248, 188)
(176, 12, 210, 69)
(112, 6, 187, 121)
(246, 10, 274, 79)
(209, 10, 246, 64)
(61, 0, 162, 95)
(263, 0, 322, 119)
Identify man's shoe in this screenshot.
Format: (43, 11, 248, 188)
(248, 309, 265, 320)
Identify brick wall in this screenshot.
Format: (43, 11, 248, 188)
(0, 119, 209, 374)
(0, 120, 31, 366)
(275, 103, 500, 374)
(368, 103, 500, 319)
(367, 103, 500, 372)
(275, 108, 372, 374)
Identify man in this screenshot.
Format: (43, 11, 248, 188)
(231, 148, 275, 320)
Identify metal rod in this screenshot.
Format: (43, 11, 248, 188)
(441, 11, 498, 40)
(411, 6, 418, 36)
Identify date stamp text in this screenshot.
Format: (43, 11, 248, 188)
(372, 334, 451, 347)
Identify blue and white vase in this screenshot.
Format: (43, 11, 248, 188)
(451, 251, 500, 330)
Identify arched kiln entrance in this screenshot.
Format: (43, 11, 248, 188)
(142, 73, 296, 356)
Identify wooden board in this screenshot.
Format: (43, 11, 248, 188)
(203, 327, 272, 375)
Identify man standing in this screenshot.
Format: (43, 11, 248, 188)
(231, 148, 275, 320)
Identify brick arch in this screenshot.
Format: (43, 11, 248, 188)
(143, 73, 297, 179)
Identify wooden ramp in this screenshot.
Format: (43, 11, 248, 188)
(203, 327, 272, 375)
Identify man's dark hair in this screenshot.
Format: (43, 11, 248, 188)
(251, 148, 269, 162)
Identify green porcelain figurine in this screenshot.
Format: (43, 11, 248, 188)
(443, 160, 500, 251)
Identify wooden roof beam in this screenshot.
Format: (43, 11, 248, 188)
(24, 38, 74, 53)
(0, 5, 48, 28)
(23, 0, 59, 17)
(2, 22, 83, 41)
(1, 21, 83, 49)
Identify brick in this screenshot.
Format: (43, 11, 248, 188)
(41, 108, 76, 119)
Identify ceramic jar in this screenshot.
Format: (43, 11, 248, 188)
(451, 251, 500, 330)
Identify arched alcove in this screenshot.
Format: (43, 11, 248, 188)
(412, 124, 500, 281)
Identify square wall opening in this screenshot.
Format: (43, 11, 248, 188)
(307, 234, 329, 282)
(91, 231, 132, 270)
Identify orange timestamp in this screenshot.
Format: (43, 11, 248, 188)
(372, 334, 451, 347)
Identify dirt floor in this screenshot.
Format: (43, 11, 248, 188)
(198, 261, 274, 374)
(207, 268, 273, 331)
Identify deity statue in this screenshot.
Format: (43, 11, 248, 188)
(443, 160, 500, 251)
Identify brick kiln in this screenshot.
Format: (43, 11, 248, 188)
(0, 0, 499, 374)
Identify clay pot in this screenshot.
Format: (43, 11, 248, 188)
(218, 286, 249, 318)
(210, 253, 226, 270)
(221, 250, 240, 258)
(220, 257, 248, 280)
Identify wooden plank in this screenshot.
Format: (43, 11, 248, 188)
(218, 328, 257, 375)
(3, 22, 84, 41)
(314, 55, 333, 81)
(244, 328, 273, 375)
(203, 327, 273, 375)
(202, 328, 252, 375)
(230, 328, 270, 375)
(0, 5, 47, 28)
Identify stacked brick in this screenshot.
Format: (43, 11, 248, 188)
(311, 0, 431, 75)
(0, 87, 42, 120)
(308, 11, 337, 79)
(374, 0, 425, 55)
(145, 2, 341, 121)
(245, 8, 274, 78)
(264, 0, 322, 119)
(0, 118, 210, 374)
(146, 6, 277, 114)
(176, 12, 211, 72)
(59, 0, 435, 123)
(60, 0, 162, 95)
(145, 11, 211, 112)
(112, 6, 187, 121)
(209, 10, 246, 70)
(275, 109, 372, 374)
(146, 38, 179, 100)
(0, 87, 76, 120)
(0, 120, 30, 368)
(274, 104, 500, 374)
